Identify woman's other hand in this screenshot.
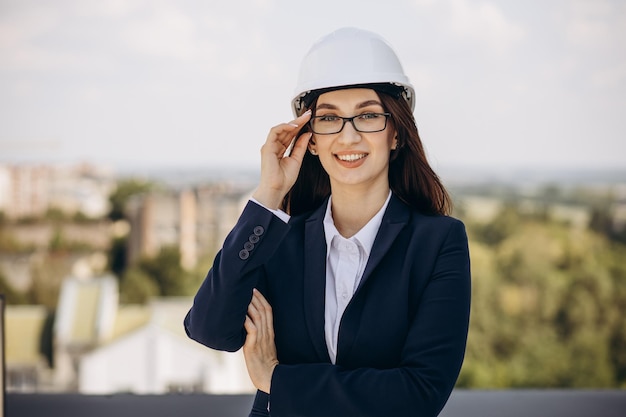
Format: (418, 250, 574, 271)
(252, 110, 312, 209)
(243, 288, 279, 394)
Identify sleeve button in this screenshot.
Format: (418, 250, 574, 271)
(249, 234, 260, 244)
(253, 226, 265, 236)
(239, 249, 249, 260)
(244, 241, 254, 251)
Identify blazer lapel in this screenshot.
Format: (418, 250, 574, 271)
(303, 201, 332, 362)
(336, 195, 410, 363)
(356, 194, 410, 293)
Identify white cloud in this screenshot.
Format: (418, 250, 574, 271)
(446, 0, 525, 50)
(565, 0, 626, 49)
(592, 62, 626, 88)
(413, 0, 437, 7)
(0, 2, 126, 73)
(412, 0, 525, 51)
(404, 64, 436, 92)
(77, 86, 106, 103)
(71, 0, 146, 19)
(0, 5, 62, 70)
(122, 4, 204, 60)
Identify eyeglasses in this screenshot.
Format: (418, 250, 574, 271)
(309, 112, 391, 135)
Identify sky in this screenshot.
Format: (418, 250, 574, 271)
(0, 0, 625, 174)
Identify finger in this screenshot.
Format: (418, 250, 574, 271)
(262, 129, 293, 156)
(244, 315, 256, 334)
(253, 289, 273, 313)
(288, 109, 312, 128)
(252, 289, 274, 340)
(268, 110, 312, 147)
(250, 293, 268, 339)
(247, 301, 261, 323)
(275, 110, 312, 132)
(247, 302, 264, 342)
(251, 289, 272, 322)
(243, 316, 257, 349)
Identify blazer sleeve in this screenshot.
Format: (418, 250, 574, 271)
(184, 201, 291, 352)
(268, 219, 471, 417)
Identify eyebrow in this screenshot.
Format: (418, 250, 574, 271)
(316, 100, 384, 111)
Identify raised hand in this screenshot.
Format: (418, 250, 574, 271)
(252, 110, 312, 209)
(243, 289, 279, 394)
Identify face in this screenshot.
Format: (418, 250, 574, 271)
(308, 88, 397, 193)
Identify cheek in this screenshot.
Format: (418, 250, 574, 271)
(318, 153, 335, 170)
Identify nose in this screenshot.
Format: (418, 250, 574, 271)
(337, 120, 362, 145)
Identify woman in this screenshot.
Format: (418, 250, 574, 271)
(185, 27, 471, 417)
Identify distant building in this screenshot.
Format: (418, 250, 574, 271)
(53, 275, 119, 391)
(5, 305, 52, 392)
(0, 162, 114, 220)
(5, 275, 255, 394)
(79, 299, 253, 394)
(126, 185, 250, 269)
(47, 163, 115, 219)
(0, 164, 49, 219)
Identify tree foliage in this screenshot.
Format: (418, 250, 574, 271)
(458, 204, 626, 388)
(108, 179, 154, 221)
(0, 270, 29, 304)
(118, 246, 197, 303)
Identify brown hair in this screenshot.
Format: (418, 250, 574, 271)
(281, 88, 452, 217)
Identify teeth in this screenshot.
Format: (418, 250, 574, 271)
(336, 154, 366, 162)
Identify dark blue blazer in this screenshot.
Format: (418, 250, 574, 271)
(184, 194, 471, 417)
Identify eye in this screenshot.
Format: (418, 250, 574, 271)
(357, 113, 382, 120)
(317, 115, 340, 122)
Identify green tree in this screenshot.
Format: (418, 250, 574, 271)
(28, 253, 75, 308)
(138, 246, 193, 296)
(119, 267, 159, 304)
(0, 270, 28, 304)
(117, 246, 196, 303)
(106, 178, 155, 283)
(472, 203, 523, 246)
(108, 179, 154, 221)
(458, 203, 626, 388)
(108, 237, 128, 277)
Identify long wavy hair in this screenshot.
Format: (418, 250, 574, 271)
(281, 86, 452, 217)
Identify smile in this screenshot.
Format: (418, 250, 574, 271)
(335, 153, 367, 162)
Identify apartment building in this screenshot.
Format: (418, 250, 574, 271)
(0, 163, 114, 220)
(125, 184, 250, 270)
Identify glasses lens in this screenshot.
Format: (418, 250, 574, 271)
(311, 116, 342, 134)
(353, 113, 387, 132)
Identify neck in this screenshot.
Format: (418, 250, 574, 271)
(329, 182, 390, 238)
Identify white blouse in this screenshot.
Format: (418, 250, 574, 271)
(251, 191, 392, 363)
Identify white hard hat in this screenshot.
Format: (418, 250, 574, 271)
(291, 27, 415, 116)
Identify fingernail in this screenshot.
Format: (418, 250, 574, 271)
(303, 109, 312, 116)
(288, 123, 299, 127)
